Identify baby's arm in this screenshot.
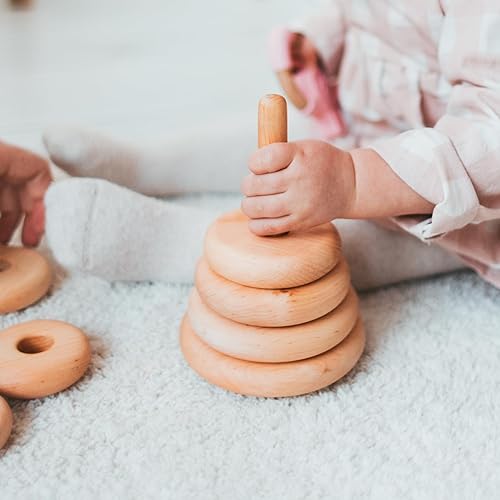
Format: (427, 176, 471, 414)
(348, 148, 434, 219)
(240, 141, 432, 236)
(246, 2, 500, 240)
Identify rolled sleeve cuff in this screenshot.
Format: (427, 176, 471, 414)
(369, 128, 480, 240)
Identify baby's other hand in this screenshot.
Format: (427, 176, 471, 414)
(241, 141, 355, 236)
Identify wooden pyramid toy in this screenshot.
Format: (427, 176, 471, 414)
(180, 94, 365, 398)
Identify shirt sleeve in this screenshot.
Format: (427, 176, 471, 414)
(290, 1, 346, 78)
(369, 0, 500, 240)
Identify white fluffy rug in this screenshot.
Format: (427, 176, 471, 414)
(1, 1, 500, 498)
(2, 194, 500, 500)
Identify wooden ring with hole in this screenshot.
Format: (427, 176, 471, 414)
(276, 70, 307, 110)
(180, 315, 365, 398)
(0, 246, 52, 314)
(0, 396, 13, 450)
(204, 210, 342, 289)
(188, 287, 359, 362)
(0, 320, 91, 399)
(196, 255, 350, 327)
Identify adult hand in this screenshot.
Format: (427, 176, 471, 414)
(0, 142, 52, 246)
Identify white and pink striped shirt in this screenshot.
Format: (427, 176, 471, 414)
(295, 0, 500, 287)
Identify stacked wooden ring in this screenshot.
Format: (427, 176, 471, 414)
(180, 95, 365, 398)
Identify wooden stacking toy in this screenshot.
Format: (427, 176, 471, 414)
(180, 94, 365, 398)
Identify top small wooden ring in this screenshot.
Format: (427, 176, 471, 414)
(204, 210, 342, 289)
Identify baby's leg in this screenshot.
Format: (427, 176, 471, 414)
(335, 219, 464, 290)
(45, 178, 219, 283)
(45, 177, 464, 288)
(42, 109, 313, 196)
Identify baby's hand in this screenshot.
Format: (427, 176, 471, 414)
(241, 140, 355, 235)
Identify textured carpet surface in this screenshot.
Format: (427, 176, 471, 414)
(1, 1, 500, 498)
(2, 195, 500, 500)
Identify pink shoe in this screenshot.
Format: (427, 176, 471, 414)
(268, 26, 346, 140)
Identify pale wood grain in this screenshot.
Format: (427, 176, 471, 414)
(0, 396, 13, 450)
(258, 94, 287, 147)
(188, 287, 359, 362)
(0, 246, 52, 313)
(180, 315, 365, 398)
(276, 70, 307, 110)
(204, 210, 342, 289)
(0, 320, 91, 399)
(195, 256, 351, 327)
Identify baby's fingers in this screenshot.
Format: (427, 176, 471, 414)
(241, 193, 290, 220)
(241, 169, 288, 197)
(248, 215, 294, 236)
(248, 143, 295, 175)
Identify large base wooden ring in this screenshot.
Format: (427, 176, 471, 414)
(0, 320, 91, 399)
(0, 396, 13, 450)
(180, 315, 365, 398)
(196, 256, 350, 327)
(0, 246, 52, 314)
(204, 210, 341, 289)
(188, 287, 359, 362)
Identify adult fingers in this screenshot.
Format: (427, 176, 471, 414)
(0, 211, 22, 244)
(18, 171, 51, 246)
(21, 199, 45, 247)
(0, 186, 21, 244)
(18, 168, 52, 213)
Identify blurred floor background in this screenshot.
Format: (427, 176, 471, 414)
(0, 0, 320, 152)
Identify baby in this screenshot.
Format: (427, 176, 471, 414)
(6, 1, 500, 290)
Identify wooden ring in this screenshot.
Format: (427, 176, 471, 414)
(180, 315, 365, 398)
(188, 287, 359, 362)
(0, 246, 52, 314)
(0, 320, 91, 399)
(196, 255, 350, 327)
(204, 210, 342, 289)
(276, 70, 307, 110)
(0, 396, 13, 450)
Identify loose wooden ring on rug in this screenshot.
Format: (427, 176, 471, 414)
(195, 256, 351, 327)
(0, 396, 13, 450)
(275, 70, 307, 110)
(188, 286, 359, 362)
(204, 210, 342, 289)
(0, 246, 52, 314)
(180, 315, 365, 398)
(0, 320, 91, 399)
